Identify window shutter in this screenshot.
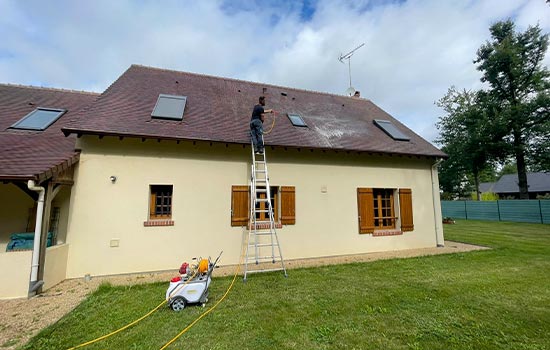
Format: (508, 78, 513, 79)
(399, 188, 414, 232)
(357, 188, 375, 233)
(280, 186, 296, 225)
(231, 186, 249, 226)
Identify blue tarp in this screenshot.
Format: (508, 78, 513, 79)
(6, 232, 53, 252)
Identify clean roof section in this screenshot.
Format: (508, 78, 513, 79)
(373, 119, 410, 141)
(151, 94, 187, 120)
(11, 108, 66, 130)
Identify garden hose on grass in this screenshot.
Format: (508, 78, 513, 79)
(66, 271, 199, 350)
(159, 241, 247, 349)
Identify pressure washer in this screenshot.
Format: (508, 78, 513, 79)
(165, 252, 222, 311)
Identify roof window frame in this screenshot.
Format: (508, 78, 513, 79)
(287, 113, 307, 127)
(151, 94, 187, 121)
(11, 107, 67, 131)
(373, 119, 410, 141)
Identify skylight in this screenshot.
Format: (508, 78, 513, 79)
(151, 94, 187, 120)
(373, 119, 410, 141)
(11, 108, 66, 130)
(288, 113, 307, 127)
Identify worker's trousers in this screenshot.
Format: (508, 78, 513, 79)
(250, 119, 264, 152)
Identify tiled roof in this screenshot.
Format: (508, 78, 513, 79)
(493, 172, 550, 193)
(0, 84, 98, 182)
(63, 65, 446, 158)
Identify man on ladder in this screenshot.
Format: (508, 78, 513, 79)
(250, 96, 273, 155)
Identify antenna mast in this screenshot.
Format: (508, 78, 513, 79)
(338, 43, 365, 95)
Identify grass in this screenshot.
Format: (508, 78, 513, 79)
(21, 220, 549, 350)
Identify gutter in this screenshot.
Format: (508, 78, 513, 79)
(431, 159, 445, 247)
(27, 180, 45, 294)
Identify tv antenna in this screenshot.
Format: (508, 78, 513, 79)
(338, 43, 365, 96)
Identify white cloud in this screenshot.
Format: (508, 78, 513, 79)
(0, 0, 548, 143)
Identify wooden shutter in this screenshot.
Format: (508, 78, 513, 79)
(357, 188, 375, 233)
(399, 188, 414, 232)
(280, 186, 296, 225)
(231, 186, 249, 226)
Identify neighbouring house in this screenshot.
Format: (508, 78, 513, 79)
(0, 84, 98, 299)
(59, 65, 446, 281)
(480, 172, 550, 199)
(0, 64, 447, 299)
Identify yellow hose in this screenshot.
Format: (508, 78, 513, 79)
(263, 111, 277, 135)
(66, 272, 198, 350)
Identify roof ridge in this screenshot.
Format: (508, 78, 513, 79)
(130, 64, 371, 102)
(0, 82, 99, 96)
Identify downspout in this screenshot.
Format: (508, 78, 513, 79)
(431, 159, 445, 247)
(27, 180, 45, 293)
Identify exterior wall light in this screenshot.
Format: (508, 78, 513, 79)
(110, 176, 117, 183)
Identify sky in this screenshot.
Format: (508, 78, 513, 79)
(1, 0, 549, 144)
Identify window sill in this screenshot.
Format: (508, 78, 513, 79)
(373, 229, 402, 237)
(248, 222, 283, 229)
(144, 220, 174, 227)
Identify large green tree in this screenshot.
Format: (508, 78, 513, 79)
(475, 20, 550, 199)
(436, 87, 499, 200)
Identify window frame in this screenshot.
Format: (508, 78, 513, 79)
(151, 94, 187, 120)
(231, 185, 295, 227)
(149, 184, 173, 220)
(287, 113, 307, 127)
(357, 187, 414, 234)
(11, 107, 67, 130)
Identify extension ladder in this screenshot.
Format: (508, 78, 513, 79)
(243, 140, 288, 281)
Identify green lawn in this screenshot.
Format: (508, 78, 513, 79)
(21, 220, 550, 350)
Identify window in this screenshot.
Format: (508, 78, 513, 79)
(231, 185, 295, 226)
(357, 188, 414, 234)
(151, 94, 187, 120)
(373, 189, 395, 229)
(255, 187, 278, 221)
(11, 108, 66, 130)
(287, 113, 307, 127)
(149, 185, 173, 220)
(373, 119, 410, 141)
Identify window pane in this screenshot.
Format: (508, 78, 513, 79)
(151, 94, 187, 120)
(12, 108, 66, 130)
(288, 114, 307, 127)
(373, 119, 410, 141)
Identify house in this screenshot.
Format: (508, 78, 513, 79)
(1, 64, 447, 298)
(59, 65, 446, 280)
(0, 84, 98, 299)
(480, 172, 550, 199)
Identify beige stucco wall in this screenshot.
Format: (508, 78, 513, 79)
(66, 136, 443, 278)
(0, 250, 32, 299)
(0, 183, 34, 251)
(43, 244, 69, 290)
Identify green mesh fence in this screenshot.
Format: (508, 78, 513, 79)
(442, 200, 550, 224)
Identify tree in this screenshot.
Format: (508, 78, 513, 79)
(475, 20, 550, 198)
(436, 87, 496, 200)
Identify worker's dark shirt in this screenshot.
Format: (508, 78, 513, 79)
(251, 104, 264, 122)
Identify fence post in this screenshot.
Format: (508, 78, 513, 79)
(539, 200, 543, 224)
(464, 200, 468, 220)
(497, 200, 501, 222)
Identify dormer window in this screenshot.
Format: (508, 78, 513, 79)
(151, 94, 187, 120)
(11, 108, 66, 130)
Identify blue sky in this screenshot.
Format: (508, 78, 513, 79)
(0, 0, 548, 143)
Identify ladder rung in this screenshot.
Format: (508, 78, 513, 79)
(255, 198, 270, 203)
(245, 268, 285, 274)
(256, 189, 267, 193)
(248, 243, 279, 247)
(250, 231, 275, 236)
(247, 256, 282, 261)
